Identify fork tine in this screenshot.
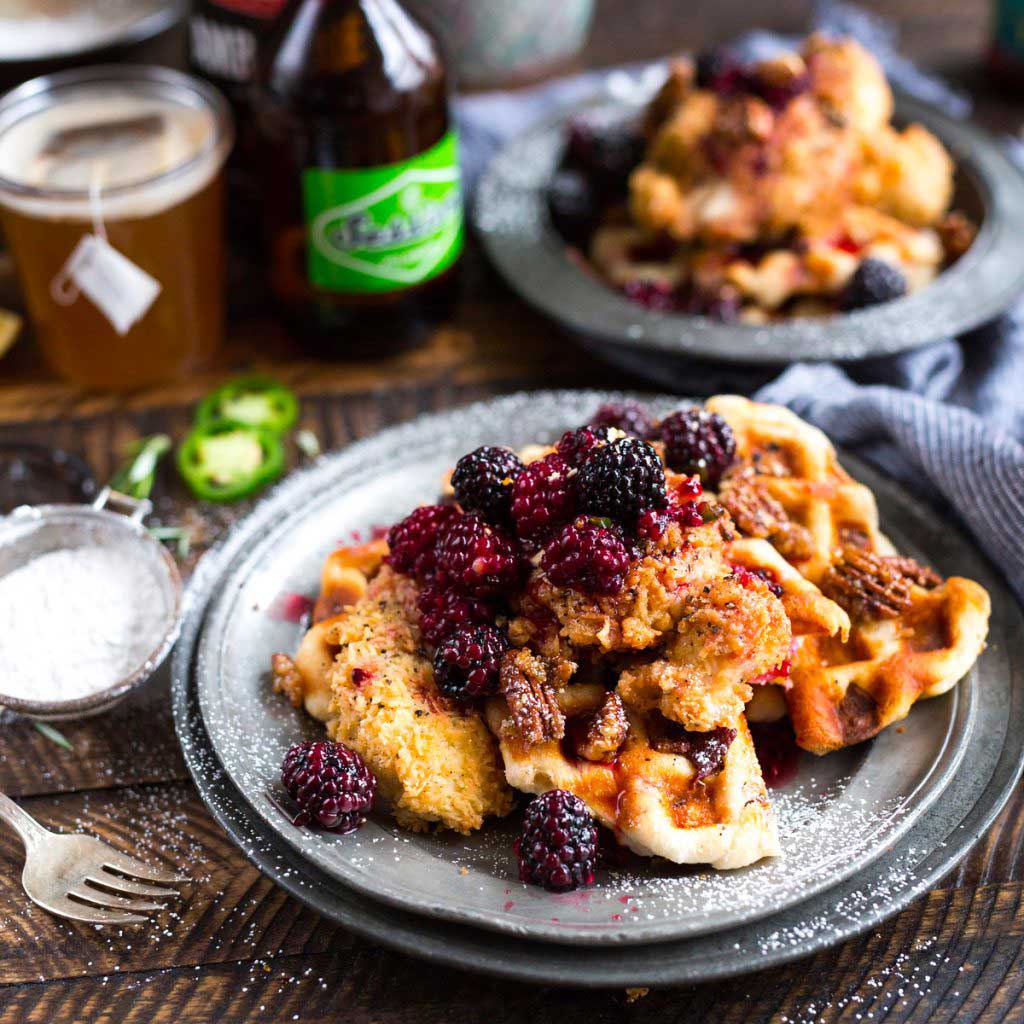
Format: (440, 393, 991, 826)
(90, 871, 180, 899)
(70, 885, 166, 913)
(99, 850, 187, 885)
(35, 893, 148, 926)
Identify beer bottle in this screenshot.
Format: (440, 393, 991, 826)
(253, 0, 463, 352)
(189, 0, 290, 245)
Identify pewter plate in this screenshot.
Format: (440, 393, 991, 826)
(474, 91, 1024, 370)
(188, 391, 987, 946)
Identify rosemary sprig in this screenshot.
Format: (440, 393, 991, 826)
(33, 721, 73, 751)
(149, 525, 192, 560)
(110, 434, 172, 500)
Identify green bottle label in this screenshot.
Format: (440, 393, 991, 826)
(302, 130, 463, 294)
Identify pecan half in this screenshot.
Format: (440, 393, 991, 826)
(650, 720, 737, 781)
(500, 648, 565, 749)
(271, 653, 304, 708)
(821, 546, 940, 620)
(575, 692, 628, 763)
(720, 467, 815, 561)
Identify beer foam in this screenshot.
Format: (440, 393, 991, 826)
(0, 0, 163, 61)
(0, 82, 230, 221)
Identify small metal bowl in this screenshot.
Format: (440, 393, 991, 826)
(475, 90, 1024, 375)
(0, 489, 183, 721)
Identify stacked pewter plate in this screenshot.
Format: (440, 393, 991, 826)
(172, 391, 1024, 986)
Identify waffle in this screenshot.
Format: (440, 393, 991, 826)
(485, 684, 779, 869)
(273, 544, 514, 833)
(708, 395, 991, 754)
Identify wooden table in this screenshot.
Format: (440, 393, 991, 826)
(2, 2, 1022, 1020)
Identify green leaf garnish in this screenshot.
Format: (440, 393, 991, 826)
(110, 434, 172, 499)
(33, 721, 73, 751)
(149, 525, 192, 560)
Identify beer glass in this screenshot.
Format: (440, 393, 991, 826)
(0, 66, 233, 391)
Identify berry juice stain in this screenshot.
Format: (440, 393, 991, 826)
(268, 591, 314, 624)
(750, 720, 802, 788)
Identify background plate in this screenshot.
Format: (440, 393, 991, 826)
(172, 392, 1024, 986)
(474, 92, 1024, 370)
(196, 392, 986, 946)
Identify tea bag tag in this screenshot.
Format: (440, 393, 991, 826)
(51, 235, 161, 336)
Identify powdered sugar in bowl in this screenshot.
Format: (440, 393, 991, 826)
(0, 488, 182, 720)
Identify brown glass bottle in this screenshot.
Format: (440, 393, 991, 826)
(253, 0, 462, 353)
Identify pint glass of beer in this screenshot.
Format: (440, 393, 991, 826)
(0, 66, 233, 391)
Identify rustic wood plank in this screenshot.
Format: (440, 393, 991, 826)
(3, 875, 1024, 1023)
(0, 677, 186, 798)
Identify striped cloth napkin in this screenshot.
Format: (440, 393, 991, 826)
(458, 1, 1024, 601)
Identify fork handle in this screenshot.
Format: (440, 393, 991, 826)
(0, 793, 49, 850)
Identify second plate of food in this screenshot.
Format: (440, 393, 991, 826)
(474, 35, 1024, 368)
(191, 390, 1000, 946)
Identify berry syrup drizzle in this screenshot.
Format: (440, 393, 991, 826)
(750, 720, 802, 789)
(268, 591, 314, 625)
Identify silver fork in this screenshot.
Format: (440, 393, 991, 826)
(0, 792, 186, 925)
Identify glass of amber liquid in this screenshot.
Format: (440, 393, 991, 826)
(0, 66, 233, 391)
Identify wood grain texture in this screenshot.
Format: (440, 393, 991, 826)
(0, 0, 1020, 1020)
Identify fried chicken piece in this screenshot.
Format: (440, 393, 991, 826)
(820, 545, 941, 621)
(511, 519, 731, 654)
(499, 648, 566, 749)
(804, 33, 893, 130)
(322, 567, 513, 833)
(617, 576, 792, 731)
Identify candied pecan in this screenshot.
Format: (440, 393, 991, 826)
(575, 692, 628, 763)
(885, 555, 942, 590)
(500, 648, 565, 748)
(719, 467, 814, 561)
(271, 653, 304, 708)
(938, 211, 976, 261)
(821, 546, 939, 620)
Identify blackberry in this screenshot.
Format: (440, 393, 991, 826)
(635, 500, 703, 541)
(658, 408, 737, 487)
(621, 278, 679, 312)
(281, 740, 376, 833)
(416, 581, 494, 647)
(386, 504, 457, 580)
(435, 513, 524, 597)
(432, 625, 508, 700)
(451, 446, 523, 525)
(576, 436, 667, 523)
(565, 112, 645, 195)
(695, 48, 749, 94)
(512, 453, 576, 540)
(842, 258, 908, 310)
(556, 425, 611, 468)
(589, 401, 655, 440)
(541, 517, 631, 595)
(547, 168, 599, 248)
(751, 70, 810, 111)
(515, 790, 599, 892)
